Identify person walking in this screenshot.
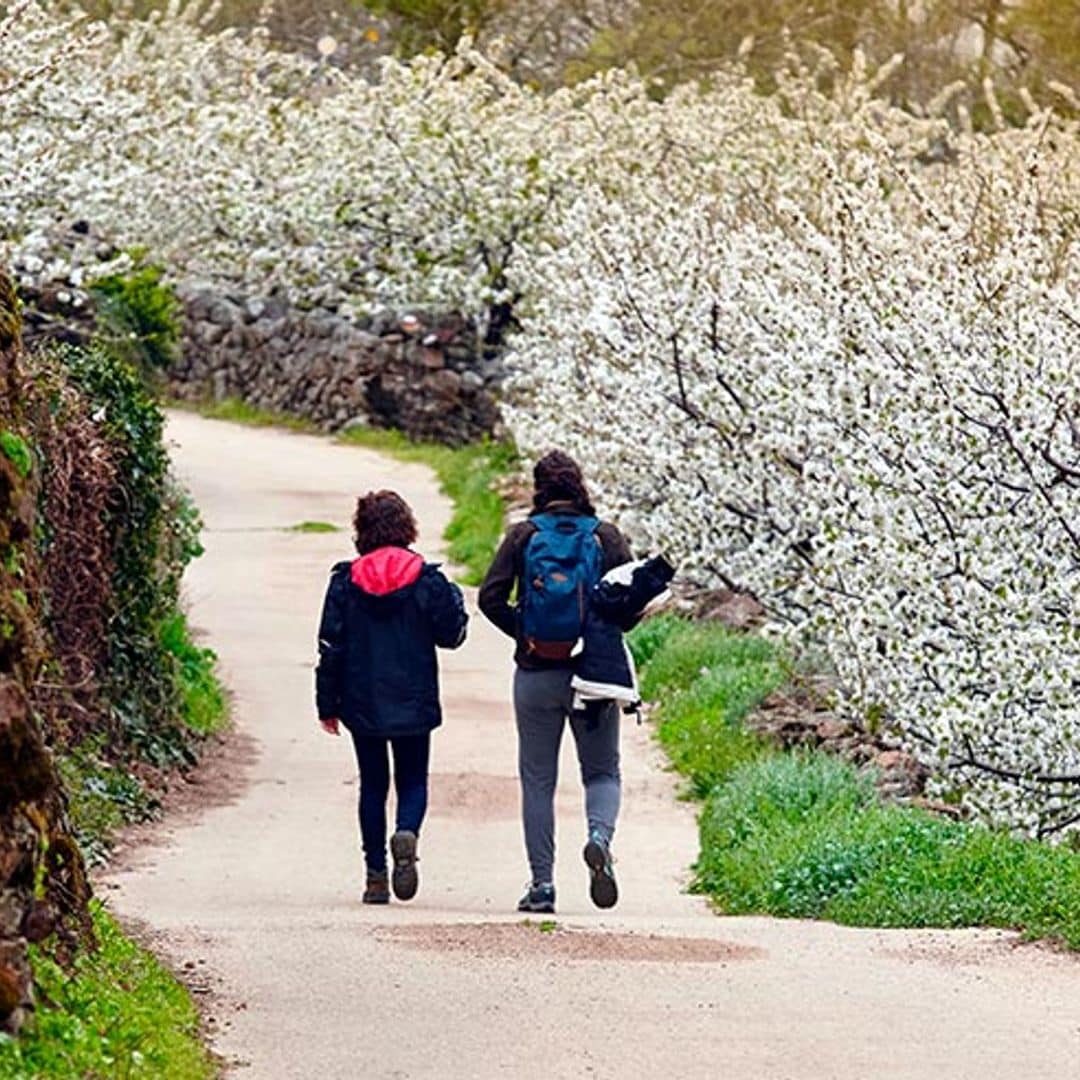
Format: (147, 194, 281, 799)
(479, 451, 632, 915)
(316, 489, 467, 904)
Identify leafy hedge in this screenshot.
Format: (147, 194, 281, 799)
(28, 268, 226, 859)
(49, 343, 203, 767)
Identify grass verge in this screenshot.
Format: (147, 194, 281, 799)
(629, 614, 1080, 948)
(181, 397, 317, 432)
(0, 905, 216, 1079)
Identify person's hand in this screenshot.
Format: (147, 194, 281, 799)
(320, 717, 341, 736)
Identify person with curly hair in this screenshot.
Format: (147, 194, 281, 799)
(316, 489, 467, 904)
(479, 451, 632, 915)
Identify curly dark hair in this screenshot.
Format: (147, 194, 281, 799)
(353, 490, 418, 554)
(532, 450, 596, 515)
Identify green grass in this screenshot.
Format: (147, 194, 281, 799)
(338, 427, 516, 585)
(630, 614, 784, 798)
(181, 397, 318, 432)
(160, 612, 229, 737)
(629, 614, 1080, 948)
(284, 520, 341, 533)
(0, 905, 216, 1079)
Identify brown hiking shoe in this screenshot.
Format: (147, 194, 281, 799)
(390, 830, 419, 901)
(363, 871, 390, 905)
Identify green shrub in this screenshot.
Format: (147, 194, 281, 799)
(829, 820, 1080, 945)
(89, 263, 181, 378)
(625, 611, 683, 669)
(693, 744, 1080, 942)
(56, 742, 158, 866)
(159, 611, 228, 737)
(634, 617, 780, 702)
(0, 905, 215, 1079)
(56, 344, 190, 764)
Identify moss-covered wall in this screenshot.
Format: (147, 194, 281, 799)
(0, 270, 89, 1033)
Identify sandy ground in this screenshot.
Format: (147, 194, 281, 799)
(102, 411, 1080, 1080)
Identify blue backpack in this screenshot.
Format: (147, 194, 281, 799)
(520, 513, 603, 660)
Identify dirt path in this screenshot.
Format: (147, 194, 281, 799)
(104, 411, 1079, 1080)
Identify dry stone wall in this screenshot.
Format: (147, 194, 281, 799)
(16, 224, 504, 447)
(172, 286, 503, 445)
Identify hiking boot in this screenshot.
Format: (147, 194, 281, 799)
(363, 871, 390, 905)
(390, 830, 419, 901)
(517, 882, 556, 914)
(583, 833, 618, 909)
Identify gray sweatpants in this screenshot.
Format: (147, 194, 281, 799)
(513, 667, 621, 885)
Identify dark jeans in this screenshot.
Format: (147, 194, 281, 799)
(349, 731, 431, 874)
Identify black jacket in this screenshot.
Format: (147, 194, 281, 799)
(478, 504, 633, 670)
(315, 547, 468, 737)
(571, 556, 676, 711)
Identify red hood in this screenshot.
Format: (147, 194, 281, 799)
(350, 546, 423, 596)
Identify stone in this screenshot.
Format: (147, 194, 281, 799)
(209, 299, 241, 327)
(306, 315, 337, 339)
(695, 588, 766, 630)
(444, 344, 476, 364)
(168, 285, 498, 445)
(817, 718, 852, 741)
(909, 796, 962, 819)
(0, 962, 25, 1025)
(20, 900, 57, 944)
(351, 330, 382, 351)
(873, 749, 910, 771)
(425, 368, 463, 398)
(199, 321, 227, 346)
(369, 310, 397, 336)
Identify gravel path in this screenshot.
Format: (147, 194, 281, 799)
(103, 411, 1080, 1080)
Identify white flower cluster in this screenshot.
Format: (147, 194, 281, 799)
(505, 62, 1080, 838)
(3, 5, 1077, 833)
